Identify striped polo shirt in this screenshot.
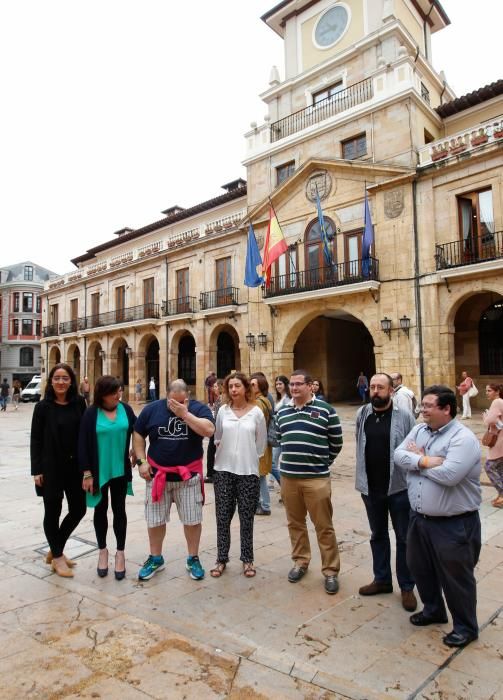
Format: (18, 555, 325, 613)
(276, 397, 343, 478)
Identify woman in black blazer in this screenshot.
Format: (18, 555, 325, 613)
(79, 376, 136, 580)
(30, 363, 87, 577)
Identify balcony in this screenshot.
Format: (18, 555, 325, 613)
(263, 258, 380, 299)
(435, 232, 503, 270)
(59, 319, 84, 334)
(163, 296, 198, 316)
(42, 323, 59, 338)
(270, 78, 373, 143)
(83, 303, 160, 329)
(418, 119, 503, 167)
(200, 287, 239, 310)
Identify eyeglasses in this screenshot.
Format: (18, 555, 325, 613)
(290, 382, 307, 387)
(419, 402, 438, 410)
(52, 376, 71, 383)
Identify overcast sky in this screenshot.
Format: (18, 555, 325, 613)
(1, 0, 500, 275)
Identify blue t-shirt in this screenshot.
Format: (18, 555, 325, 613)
(134, 399, 214, 480)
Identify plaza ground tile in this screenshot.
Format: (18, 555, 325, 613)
(63, 676, 156, 699)
(0, 572, 63, 614)
(419, 667, 502, 700)
(357, 649, 438, 698)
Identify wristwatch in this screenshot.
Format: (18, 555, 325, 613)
(135, 458, 146, 467)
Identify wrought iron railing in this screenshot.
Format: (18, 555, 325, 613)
(59, 319, 83, 334)
(200, 287, 239, 310)
(270, 78, 373, 143)
(262, 258, 379, 298)
(435, 231, 503, 270)
(163, 296, 198, 315)
(42, 323, 59, 337)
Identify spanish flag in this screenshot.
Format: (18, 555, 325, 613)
(262, 206, 288, 286)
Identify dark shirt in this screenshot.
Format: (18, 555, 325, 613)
(364, 404, 393, 495)
(134, 399, 214, 480)
(1, 382, 9, 397)
(54, 403, 80, 470)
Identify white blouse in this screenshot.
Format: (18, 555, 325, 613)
(214, 404, 267, 476)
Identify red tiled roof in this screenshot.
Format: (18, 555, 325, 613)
(436, 80, 503, 118)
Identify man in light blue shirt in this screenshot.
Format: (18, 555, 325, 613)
(394, 385, 481, 649)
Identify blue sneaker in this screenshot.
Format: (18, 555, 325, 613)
(138, 554, 165, 580)
(186, 555, 205, 580)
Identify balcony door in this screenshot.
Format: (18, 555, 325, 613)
(344, 230, 363, 279)
(304, 218, 336, 287)
(115, 285, 125, 323)
(90, 292, 100, 327)
(274, 248, 298, 293)
(143, 277, 155, 317)
(216, 257, 232, 306)
(176, 268, 190, 313)
(458, 189, 494, 262)
(70, 298, 78, 332)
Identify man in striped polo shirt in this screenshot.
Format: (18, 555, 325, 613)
(277, 370, 343, 594)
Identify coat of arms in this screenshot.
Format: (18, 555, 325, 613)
(384, 188, 404, 219)
(306, 171, 333, 203)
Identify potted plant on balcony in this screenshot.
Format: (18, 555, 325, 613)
(470, 128, 488, 146)
(493, 123, 503, 139)
(431, 143, 448, 161)
(448, 137, 467, 156)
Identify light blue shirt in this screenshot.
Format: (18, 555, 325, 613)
(394, 419, 481, 517)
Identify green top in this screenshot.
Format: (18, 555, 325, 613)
(87, 401, 133, 507)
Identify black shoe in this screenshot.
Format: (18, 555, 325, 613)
(255, 507, 271, 516)
(288, 565, 307, 583)
(443, 631, 477, 648)
(324, 575, 339, 595)
(97, 567, 108, 578)
(410, 611, 448, 626)
(114, 569, 126, 581)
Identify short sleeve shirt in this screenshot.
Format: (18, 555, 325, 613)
(134, 399, 214, 480)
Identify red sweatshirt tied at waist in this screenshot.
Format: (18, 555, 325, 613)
(147, 456, 205, 504)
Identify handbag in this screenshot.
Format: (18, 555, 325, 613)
(267, 412, 280, 447)
(467, 383, 478, 398)
(481, 429, 498, 448)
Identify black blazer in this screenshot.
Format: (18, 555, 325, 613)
(78, 402, 136, 494)
(30, 396, 87, 497)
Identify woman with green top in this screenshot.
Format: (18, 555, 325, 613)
(79, 375, 136, 580)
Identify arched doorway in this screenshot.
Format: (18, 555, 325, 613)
(293, 311, 375, 402)
(454, 292, 503, 407)
(178, 333, 196, 386)
(110, 338, 130, 396)
(146, 338, 160, 399)
(217, 331, 237, 379)
(86, 342, 104, 390)
(48, 346, 61, 371)
(67, 344, 81, 383)
(305, 217, 337, 286)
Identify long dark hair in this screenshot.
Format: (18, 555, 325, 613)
(44, 363, 79, 402)
(275, 375, 291, 401)
(93, 375, 122, 408)
(250, 372, 269, 397)
(487, 383, 503, 399)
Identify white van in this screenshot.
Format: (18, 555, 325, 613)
(21, 376, 42, 402)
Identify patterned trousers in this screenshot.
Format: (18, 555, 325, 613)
(213, 471, 260, 564)
(485, 457, 503, 495)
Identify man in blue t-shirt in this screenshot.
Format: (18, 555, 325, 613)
(133, 379, 214, 581)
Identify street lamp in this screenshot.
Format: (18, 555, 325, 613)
(399, 315, 411, 337)
(246, 333, 256, 350)
(257, 332, 268, 347)
(380, 317, 392, 338)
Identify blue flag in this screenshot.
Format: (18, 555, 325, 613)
(244, 224, 264, 287)
(315, 188, 334, 267)
(362, 189, 373, 278)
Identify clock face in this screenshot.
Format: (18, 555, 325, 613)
(314, 5, 349, 48)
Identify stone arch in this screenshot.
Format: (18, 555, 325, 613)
(66, 343, 81, 383)
(86, 340, 104, 390)
(207, 324, 241, 379)
(109, 336, 130, 394)
(48, 345, 61, 371)
(281, 308, 376, 402)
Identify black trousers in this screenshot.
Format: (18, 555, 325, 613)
(407, 510, 481, 637)
(93, 477, 128, 550)
(43, 480, 87, 558)
(213, 471, 260, 563)
(206, 436, 216, 478)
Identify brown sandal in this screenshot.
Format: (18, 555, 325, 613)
(210, 562, 226, 578)
(492, 496, 503, 508)
(243, 562, 256, 578)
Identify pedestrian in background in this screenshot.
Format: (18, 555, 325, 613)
(30, 363, 87, 578)
(135, 378, 143, 402)
(148, 377, 156, 401)
(79, 375, 136, 580)
(12, 379, 21, 410)
(456, 370, 475, 419)
(80, 376, 91, 406)
(205, 380, 223, 484)
(0, 378, 10, 411)
(270, 375, 291, 490)
(483, 383, 503, 508)
(312, 378, 325, 401)
(357, 372, 369, 404)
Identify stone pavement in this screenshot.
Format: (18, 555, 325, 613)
(0, 402, 501, 700)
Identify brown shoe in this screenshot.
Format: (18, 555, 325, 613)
(51, 559, 74, 578)
(359, 580, 393, 596)
(401, 589, 418, 612)
(46, 551, 77, 567)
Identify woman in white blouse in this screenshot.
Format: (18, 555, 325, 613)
(211, 372, 267, 578)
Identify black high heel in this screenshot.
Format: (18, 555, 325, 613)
(97, 548, 108, 578)
(114, 551, 126, 581)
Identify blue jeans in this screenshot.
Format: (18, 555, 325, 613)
(361, 489, 414, 591)
(259, 476, 271, 512)
(0, 396, 6, 411)
(149, 389, 156, 401)
(271, 446, 281, 485)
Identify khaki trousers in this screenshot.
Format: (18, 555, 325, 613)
(281, 476, 340, 576)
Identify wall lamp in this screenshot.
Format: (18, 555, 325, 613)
(246, 333, 256, 350)
(124, 346, 132, 356)
(98, 350, 106, 359)
(380, 315, 411, 339)
(257, 332, 268, 347)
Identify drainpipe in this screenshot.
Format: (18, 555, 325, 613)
(412, 179, 425, 394)
(83, 282, 87, 373)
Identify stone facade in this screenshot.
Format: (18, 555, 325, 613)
(41, 1, 503, 404)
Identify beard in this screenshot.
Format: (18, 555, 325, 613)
(371, 395, 390, 409)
